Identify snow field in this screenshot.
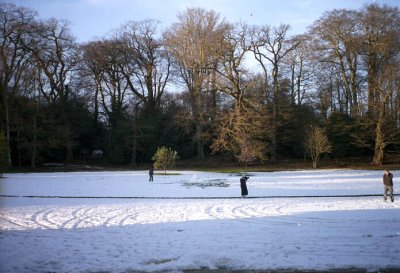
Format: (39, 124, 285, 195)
(0, 169, 399, 273)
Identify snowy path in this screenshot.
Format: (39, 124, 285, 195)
(0, 170, 399, 272)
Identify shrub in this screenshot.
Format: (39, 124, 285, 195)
(152, 147, 179, 174)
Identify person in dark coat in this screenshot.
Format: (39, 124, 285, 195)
(240, 176, 249, 198)
(149, 167, 154, 182)
(383, 170, 394, 202)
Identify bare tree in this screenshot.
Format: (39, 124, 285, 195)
(306, 126, 332, 168)
(21, 18, 79, 162)
(309, 9, 362, 118)
(117, 20, 171, 113)
(210, 23, 267, 164)
(284, 34, 315, 106)
(164, 8, 228, 159)
(252, 24, 299, 162)
(80, 40, 105, 125)
(0, 3, 36, 167)
(82, 39, 128, 123)
(361, 4, 400, 114)
(359, 4, 400, 165)
(217, 23, 252, 109)
(117, 20, 172, 165)
(211, 107, 267, 165)
(313, 61, 344, 117)
(23, 18, 78, 104)
(371, 63, 400, 165)
(81, 39, 132, 163)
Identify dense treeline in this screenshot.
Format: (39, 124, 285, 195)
(0, 3, 399, 169)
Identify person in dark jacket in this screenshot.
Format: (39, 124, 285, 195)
(240, 176, 249, 198)
(383, 170, 394, 202)
(149, 167, 154, 182)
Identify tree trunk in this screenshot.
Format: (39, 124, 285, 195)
(312, 156, 318, 168)
(17, 129, 21, 168)
(130, 105, 139, 167)
(196, 123, 205, 160)
(367, 52, 378, 116)
(211, 64, 217, 120)
(0, 85, 12, 168)
(65, 143, 74, 163)
(192, 81, 205, 160)
(31, 105, 38, 169)
(350, 62, 359, 118)
(290, 61, 295, 105)
(296, 57, 303, 106)
(270, 66, 279, 162)
(372, 125, 385, 166)
(372, 96, 388, 166)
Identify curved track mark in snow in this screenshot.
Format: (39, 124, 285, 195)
(31, 208, 59, 229)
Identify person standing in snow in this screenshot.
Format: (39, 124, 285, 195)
(149, 167, 154, 182)
(383, 170, 394, 202)
(240, 176, 249, 198)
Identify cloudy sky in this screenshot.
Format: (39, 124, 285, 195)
(5, 0, 400, 42)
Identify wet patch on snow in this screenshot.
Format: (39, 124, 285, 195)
(183, 179, 230, 189)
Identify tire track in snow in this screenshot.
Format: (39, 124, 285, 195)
(204, 204, 230, 220)
(3, 198, 399, 234)
(204, 201, 283, 221)
(103, 208, 135, 227)
(61, 206, 93, 229)
(72, 206, 100, 229)
(0, 215, 29, 229)
(118, 211, 139, 226)
(31, 208, 59, 229)
(43, 207, 60, 228)
(72, 207, 124, 229)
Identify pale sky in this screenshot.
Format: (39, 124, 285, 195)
(4, 0, 400, 42)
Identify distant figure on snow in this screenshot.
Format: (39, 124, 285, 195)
(240, 176, 249, 198)
(383, 170, 394, 202)
(149, 167, 154, 182)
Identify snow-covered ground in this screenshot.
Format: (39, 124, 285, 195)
(0, 169, 399, 273)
